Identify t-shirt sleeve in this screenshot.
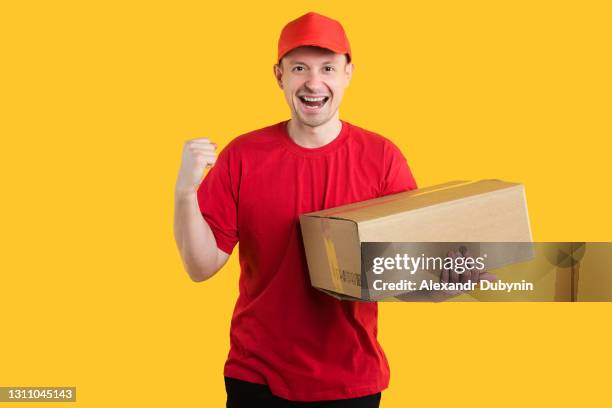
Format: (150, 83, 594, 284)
(196, 144, 239, 255)
(380, 140, 418, 196)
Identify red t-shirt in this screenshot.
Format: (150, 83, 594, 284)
(197, 119, 417, 401)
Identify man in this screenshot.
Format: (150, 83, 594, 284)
(174, 12, 484, 407)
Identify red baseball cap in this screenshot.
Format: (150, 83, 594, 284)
(277, 12, 352, 63)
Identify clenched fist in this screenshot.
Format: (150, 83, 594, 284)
(175, 138, 217, 196)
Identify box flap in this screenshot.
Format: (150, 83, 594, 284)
(303, 180, 522, 224)
(358, 184, 532, 242)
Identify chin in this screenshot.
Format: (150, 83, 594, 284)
(300, 117, 326, 127)
(295, 110, 335, 128)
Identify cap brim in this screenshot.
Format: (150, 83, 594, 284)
(278, 39, 350, 62)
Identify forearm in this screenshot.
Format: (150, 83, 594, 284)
(173, 191, 219, 281)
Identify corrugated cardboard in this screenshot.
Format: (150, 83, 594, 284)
(467, 243, 575, 302)
(575, 243, 610, 301)
(299, 180, 534, 301)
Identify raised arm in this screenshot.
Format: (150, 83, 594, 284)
(174, 138, 230, 282)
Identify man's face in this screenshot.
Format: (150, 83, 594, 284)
(274, 46, 353, 128)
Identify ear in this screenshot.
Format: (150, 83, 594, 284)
(344, 62, 354, 87)
(273, 63, 284, 89)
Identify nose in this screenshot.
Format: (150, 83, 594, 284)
(303, 71, 325, 92)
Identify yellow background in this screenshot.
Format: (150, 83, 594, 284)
(1, 1, 611, 406)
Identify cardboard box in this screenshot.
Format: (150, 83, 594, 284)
(299, 180, 534, 301)
(575, 243, 610, 301)
(467, 243, 576, 302)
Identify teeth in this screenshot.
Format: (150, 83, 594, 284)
(302, 96, 326, 102)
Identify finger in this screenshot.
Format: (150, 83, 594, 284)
(460, 268, 469, 284)
(194, 155, 217, 164)
(193, 152, 217, 158)
(188, 140, 216, 147)
(188, 143, 216, 149)
(464, 248, 475, 277)
(440, 267, 449, 283)
(188, 144, 217, 152)
(450, 250, 460, 283)
(459, 252, 469, 283)
(441, 250, 452, 283)
(187, 137, 211, 143)
(187, 143, 217, 152)
(468, 265, 480, 283)
(460, 248, 474, 283)
(470, 269, 479, 284)
(450, 269, 459, 284)
(458, 247, 473, 279)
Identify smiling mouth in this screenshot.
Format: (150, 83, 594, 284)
(298, 96, 329, 111)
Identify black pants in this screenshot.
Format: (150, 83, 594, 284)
(225, 377, 382, 408)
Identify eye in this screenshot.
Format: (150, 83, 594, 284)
(324, 66, 335, 72)
(292, 66, 305, 72)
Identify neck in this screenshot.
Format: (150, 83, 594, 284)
(287, 113, 342, 148)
